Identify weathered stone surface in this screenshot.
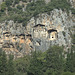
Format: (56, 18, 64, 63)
(0, 9, 75, 58)
(69, 0, 75, 8)
(27, 9, 74, 51)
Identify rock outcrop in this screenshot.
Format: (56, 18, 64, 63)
(26, 9, 74, 51)
(69, 0, 75, 8)
(0, 9, 75, 58)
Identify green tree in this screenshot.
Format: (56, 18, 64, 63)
(61, 72, 75, 75)
(0, 49, 3, 74)
(27, 51, 43, 75)
(14, 55, 31, 75)
(0, 49, 8, 75)
(44, 45, 64, 75)
(65, 45, 75, 73)
(7, 55, 15, 75)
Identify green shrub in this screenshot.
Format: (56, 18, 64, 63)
(1, 2, 6, 12)
(17, 5, 23, 10)
(0, 0, 75, 25)
(21, 0, 27, 2)
(61, 72, 75, 75)
(5, 0, 13, 7)
(14, 0, 20, 4)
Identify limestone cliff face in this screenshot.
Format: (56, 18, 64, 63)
(68, 0, 75, 8)
(26, 9, 75, 51)
(0, 21, 26, 58)
(0, 9, 75, 58)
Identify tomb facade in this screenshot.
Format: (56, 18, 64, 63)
(33, 24, 48, 38)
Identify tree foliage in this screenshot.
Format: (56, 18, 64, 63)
(1, 2, 6, 12)
(0, 45, 75, 75)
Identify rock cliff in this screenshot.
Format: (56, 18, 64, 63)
(69, 0, 75, 8)
(27, 9, 74, 51)
(0, 8, 75, 58)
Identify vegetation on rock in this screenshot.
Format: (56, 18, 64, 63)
(0, 44, 75, 75)
(0, 0, 75, 26)
(0, 0, 75, 75)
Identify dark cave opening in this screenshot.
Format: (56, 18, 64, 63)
(48, 29, 57, 33)
(48, 29, 58, 39)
